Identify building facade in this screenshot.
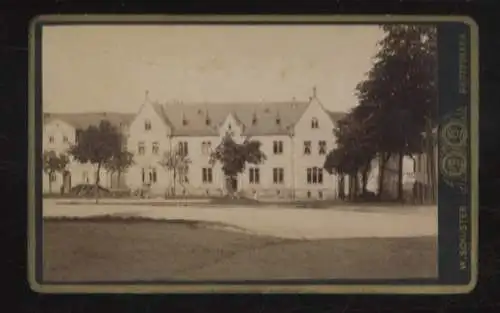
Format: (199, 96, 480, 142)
(42, 112, 134, 194)
(125, 91, 345, 200)
(42, 91, 413, 200)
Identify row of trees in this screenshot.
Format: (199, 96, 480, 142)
(324, 25, 438, 201)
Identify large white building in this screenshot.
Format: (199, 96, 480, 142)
(43, 90, 414, 200)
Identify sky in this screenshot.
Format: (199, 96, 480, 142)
(42, 24, 385, 114)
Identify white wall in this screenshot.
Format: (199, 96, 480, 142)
(292, 99, 337, 199)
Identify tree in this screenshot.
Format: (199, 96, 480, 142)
(158, 148, 191, 196)
(354, 24, 438, 201)
(43, 150, 70, 194)
(210, 134, 266, 197)
(68, 120, 124, 203)
(103, 150, 134, 189)
(324, 109, 377, 199)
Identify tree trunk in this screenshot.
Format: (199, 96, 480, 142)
(354, 172, 360, 199)
(173, 169, 177, 196)
(48, 171, 53, 194)
(397, 152, 404, 202)
(339, 175, 345, 200)
(361, 165, 369, 194)
(378, 153, 388, 199)
(95, 163, 101, 204)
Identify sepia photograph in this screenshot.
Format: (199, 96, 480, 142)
(30, 15, 477, 293)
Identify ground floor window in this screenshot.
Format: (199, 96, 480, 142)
(202, 168, 213, 183)
(249, 167, 260, 184)
(49, 172, 57, 182)
(273, 168, 284, 184)
(307, 167, 323, 184)
(142, 167, 158, 184)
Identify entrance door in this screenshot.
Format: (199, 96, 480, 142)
(62, 171, 72, 194)
(231, 177, 238, 192)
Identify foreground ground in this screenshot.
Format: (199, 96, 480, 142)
(43, 219, 438, 282)
(43, 199, 437, 239)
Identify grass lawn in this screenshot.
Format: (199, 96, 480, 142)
(42, 219, 438, 282)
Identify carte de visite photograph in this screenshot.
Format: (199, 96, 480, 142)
(29, 15, 478, 294)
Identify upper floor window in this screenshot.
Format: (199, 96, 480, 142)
(304, 141, 312, 155)
(63, 135, 68, 143)
(178, 141, 188, 156)
(201, 141, 212, 155)
(249, 168, 260, 184)
(307, 167, 323, 184)
(273, 168, 284, 184)
(49, 172, 57, 182)
(311, 118, 319, 129)
(318, 140, 327, 155)
(202, 168, 213, 183)
(49, 136, 54, 144)
(138, 141, 145, 155)
(144, 119, 152, 131)
(152, 142, 159, 155)
(273, 140, 283, 155)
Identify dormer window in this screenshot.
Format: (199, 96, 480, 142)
(311, 118, 319, 129)
(144, 120, 152, 131)
(228, 123, 232, 130)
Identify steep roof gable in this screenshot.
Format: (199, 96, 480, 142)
(154, 101, 310, 136)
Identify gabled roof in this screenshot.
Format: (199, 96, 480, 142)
(151, 101, 317, 136)
(43, 112, 135, 131)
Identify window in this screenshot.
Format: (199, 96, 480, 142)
(144, 119, 152, 131)
(318, 140, 327, 155)
(304, 141, 311, 155)
(63, 135, 68, 143)
(150, 168, 157, 183)
(276, 117, 281, 125)
(307, 191, 311, 198)
(141, 168, 145, 183)
(318, 191, 323, 199)
(311, 118, 319, 129)
(273, 141, 283, 155)
(49, 172, 57, 182)
(138, 142, 145, 155)
(202, 168, 213, 183)
(249, 168, 260, 184)
(152, 142, 159, 155)
(82, 171, 89, 183)
(307, 167, 324, 184)
(201, 141, 212, 155)
(178, 141, 188, 156)
(205, 117, 211, 125)
(49, 136, 54, 143)
(273, 168, 284, 184)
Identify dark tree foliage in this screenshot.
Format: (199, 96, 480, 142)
(325, 25, 437, 201)
(210, 134, 266, 196)
(69, 120, 129, 202)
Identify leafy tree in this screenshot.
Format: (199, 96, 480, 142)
(158, 148, 191, 196)
(210, 134, 266, 197)
(68, 120, 124, 203)
(103, 150, 134, 189)
(43, 150, 70, 194)
(324, 109, 377, 199)
(354, 24, 438, 200)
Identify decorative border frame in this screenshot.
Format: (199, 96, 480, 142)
(28, 15, 479, 294)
